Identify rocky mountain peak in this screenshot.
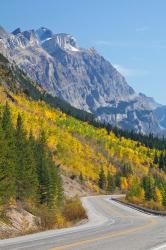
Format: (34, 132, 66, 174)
(12, 28, 21, 35)
(36, 27, 53, 42)
(0, 25, 165, 135)
(35, 28, 79, 52)
(18, 29, 39, 47)
(52, 33, 79, 52)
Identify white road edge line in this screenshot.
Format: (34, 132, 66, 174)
(150, 243, 166, 250)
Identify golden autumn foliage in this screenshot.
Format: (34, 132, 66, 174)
(120, 177, 128, 191)
(153, 187, 163, 205)
(0, 86, 166, 204)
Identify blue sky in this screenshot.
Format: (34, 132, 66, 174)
(1, 0, 166, 104)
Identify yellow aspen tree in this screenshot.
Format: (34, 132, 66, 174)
(120, 177, 128, 191)
(138, 187, 145, 202)
(154, 187, 163, 205)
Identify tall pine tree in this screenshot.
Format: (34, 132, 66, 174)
(0, 103, 16, 203)
(98, 167, 106, 190)
(15, 114, 38, 202)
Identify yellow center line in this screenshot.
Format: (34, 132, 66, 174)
(50, 218, 156, 250)
(50, 198, 157, 250)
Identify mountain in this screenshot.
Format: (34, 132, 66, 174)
(0, 26, 164, 135)
(154, 106, 166, 130)
(0, 52, 95, 123)
(0, 41, 166, 234)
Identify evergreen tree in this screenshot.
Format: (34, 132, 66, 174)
(0, 106, 64, 210)
(0, 104, 16, 203)
(35, 131, 50, 204)
(55, 164, 64, 207)
(15, 114, 38, 201)
(47, 160, 63, 208)
(79, 172, 84, 184)
(107, 172, 115, 193)
(2, 103, 13, 136)
(98, 167, 106, 190)
(35, 131, 63, 207)
(0, 125, 16, 204)
(114, 172, 121, 187)
(153, 151, 158, 165)
(159, 152, 164, 170)
(122, 163, 133, 177)
(142, 176, 155, 200)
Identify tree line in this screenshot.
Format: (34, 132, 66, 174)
(92, 122, 166, 151)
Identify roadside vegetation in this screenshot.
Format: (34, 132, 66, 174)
(0, 103, 86, 237)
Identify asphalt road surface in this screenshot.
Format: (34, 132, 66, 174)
(0, 195, 166, 250)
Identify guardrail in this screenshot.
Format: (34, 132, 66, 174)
(112, 198, 166, 216)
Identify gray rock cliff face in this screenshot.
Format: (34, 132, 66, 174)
(0, 26, 164, 134)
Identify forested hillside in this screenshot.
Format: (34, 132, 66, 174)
(0, 85, 166, 211)
(0, 53, 166, 238)
(0, 102, 87, 237)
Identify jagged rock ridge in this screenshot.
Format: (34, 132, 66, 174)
(0, 26, 164, 135)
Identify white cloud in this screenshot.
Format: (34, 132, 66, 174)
(113, 64, 149, 77)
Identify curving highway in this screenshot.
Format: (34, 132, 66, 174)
(0, 195, 166, 250)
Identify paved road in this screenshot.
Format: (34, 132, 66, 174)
(0, 195, 166, 250)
